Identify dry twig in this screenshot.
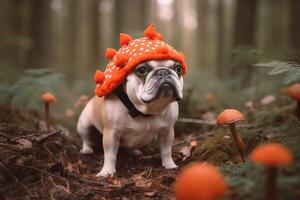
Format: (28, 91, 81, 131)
(36, 129, 62, 144)
(177, 118, 216, 125)
(0, 132, 11, 142)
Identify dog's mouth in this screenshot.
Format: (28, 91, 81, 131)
(140, 79, 182, 103)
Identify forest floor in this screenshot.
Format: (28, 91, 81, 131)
(1, 96, 300, 200)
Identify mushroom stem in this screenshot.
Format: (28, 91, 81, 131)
(44, 103, 51, 131)
(229, 123, 246, 162)
(266, 166, 277, 200)
(296, 101, 300, 120)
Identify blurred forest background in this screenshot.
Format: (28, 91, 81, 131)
(1, 0, 300, 116)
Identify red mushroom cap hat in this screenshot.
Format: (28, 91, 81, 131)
(94, 24, 187, 97)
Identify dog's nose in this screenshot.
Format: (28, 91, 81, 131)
(155, 68, 170, 77)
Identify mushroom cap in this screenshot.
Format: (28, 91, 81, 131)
(174, 162, 227, 200)
(251, 143, 292, 166)
(287, 83, 300, 101)
(41, 92, 57, 103)
(217, 109, 245, 125)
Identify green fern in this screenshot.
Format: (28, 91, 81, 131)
(253, 61, 300, 84)
(6, 68, 65, 110)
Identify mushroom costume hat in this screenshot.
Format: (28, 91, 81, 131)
(94, 24, 187, 97)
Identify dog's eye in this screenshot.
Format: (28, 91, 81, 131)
(135, 66, 149, 77)
(173, 63, 182, 75)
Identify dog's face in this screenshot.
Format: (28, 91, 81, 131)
(125, 60, 183, 115)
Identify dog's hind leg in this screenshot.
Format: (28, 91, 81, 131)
(77, 103, 95, 154)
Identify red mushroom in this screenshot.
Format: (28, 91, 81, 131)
(217, 109, 246, 162)
(41, 92, 57, 131)
(287, 83, 300, 119)
(251, 143, 292, 200)
(174, 162, 227, 200)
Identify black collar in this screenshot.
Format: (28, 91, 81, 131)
(115, 85, 151, 118)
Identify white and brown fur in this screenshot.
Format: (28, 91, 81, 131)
(77, 60, 183, 177)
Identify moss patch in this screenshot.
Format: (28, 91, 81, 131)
(191, 131, 235, 164)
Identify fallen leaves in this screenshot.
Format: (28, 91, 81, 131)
(260, 95, 276, 106)
(178, 140, 198, 161)
(132, 174, 153, 188)
(49, 185, 74, 200)
(14, 139, 32, 150)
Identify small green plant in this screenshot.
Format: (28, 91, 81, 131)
(0, 68, 65, 111)
(253, 61, 300, 85)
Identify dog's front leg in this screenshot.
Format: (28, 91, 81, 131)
(159, 128, 178, 169)
(96, 129, 119, 177)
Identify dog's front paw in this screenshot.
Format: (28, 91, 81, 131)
(96, 167, 116, 177)
(163, 161, 178, 169)
(80, 146, 93, 154)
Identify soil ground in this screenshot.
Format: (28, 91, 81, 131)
(1, 97, 300, 200)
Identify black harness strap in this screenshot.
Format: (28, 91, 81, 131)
(115, 85, 151, 118)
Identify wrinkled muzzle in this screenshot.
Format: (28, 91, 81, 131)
(140, 68, 183, 103)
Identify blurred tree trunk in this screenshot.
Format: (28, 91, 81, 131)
(177, 0, 198, 68)
(92, 0, 101, 68)
(217, 0, 236, 78)
(234, 0, 257, 47)
(291, 0, 300, 59)
(231, 0, 257, 87)
(0, 0, 33, 75)
(27, 0, 51, 68)
(256, 0, 291, 53)
(73, 0, 99, 79)
(115, 0, 148, 42)
(99, 0, 116, 68)
(15, 0, 33, 70)
(50, 0, 73, 76)
(200, 0, 219, 75)
(149, 0, 178, 47)
(196, 0, 204, 70)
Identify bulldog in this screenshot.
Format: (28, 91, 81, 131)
(76, 25, 187, 177)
